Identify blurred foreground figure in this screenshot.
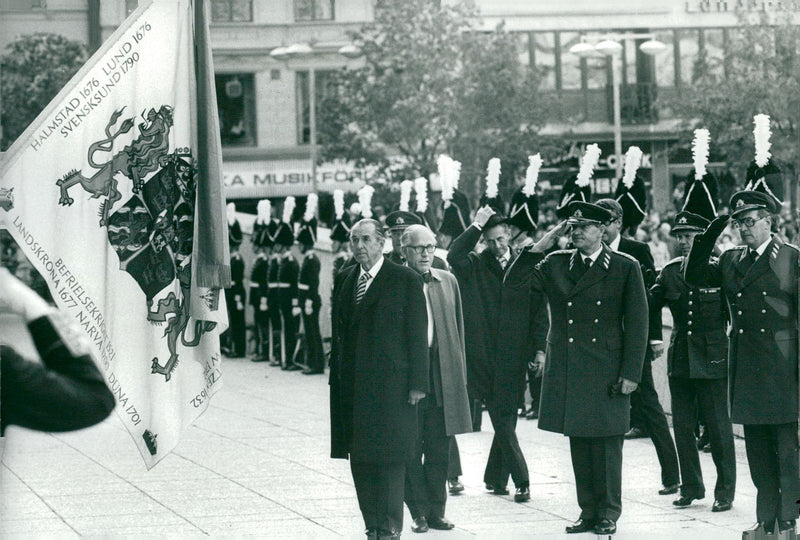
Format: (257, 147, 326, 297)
(1, 268, 115, 442)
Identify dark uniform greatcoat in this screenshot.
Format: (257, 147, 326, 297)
(532, 246, 649, 437)
(685, 235, 799, 425)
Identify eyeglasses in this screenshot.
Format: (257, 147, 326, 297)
(732, 216, 766, 229)
(406, 244, 436, 255)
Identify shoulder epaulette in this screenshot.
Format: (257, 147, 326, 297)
(612, 250, 638, 263)
(549, 249, 572, 256)
(664, 256, 684, 268)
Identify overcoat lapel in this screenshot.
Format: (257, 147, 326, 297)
(569, 245, 611, 297)
(355, 260, 389, 316)
(337, 264, 358, 326)
(739, 238, 776, 290)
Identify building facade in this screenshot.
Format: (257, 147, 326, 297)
(1, 0, 796, 211)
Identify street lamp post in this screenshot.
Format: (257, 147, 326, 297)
(270, 43, 362, 196)
(570, 34, 666, 182)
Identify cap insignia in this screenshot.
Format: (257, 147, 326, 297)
(573, 209, 583, 218)
(678, 216, 687, 224)
(396, 217, 405, 224)
(736, 199, 745, 208)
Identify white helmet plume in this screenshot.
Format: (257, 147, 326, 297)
(523, 154, 542, 196)
(399, 180, 414, 212)
(576, 144, 601, 187)
(622, 146, 643, 188)
(753, 114, 772, 168)
(485, 158, 501, 199)
(414, 177, 428, 213)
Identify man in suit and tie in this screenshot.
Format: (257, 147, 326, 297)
(329, 218, 429, 540)
(448, 206, 545, 503)
(595, 198, 681, 496)
(685, 189, 800, 536)
(528, 201, 649, 535)
(400, 225, 473, 533)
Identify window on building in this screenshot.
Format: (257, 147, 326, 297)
(211, 0, 253, 22)
(653, 30, 676, 87)
(530, 32, 556, 91)
(516, 32, 530, 67)
(677, 29, 701, 85)
(584, 55, 607, 89)
(560, 32, 582, 89)
(702, 28, 725, 78)
(295, 0, 334, 21)
(215, 74, 256, 147)
(296, 70, 336, 144)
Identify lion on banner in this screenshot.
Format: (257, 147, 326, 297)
(57, 105, 173, 226)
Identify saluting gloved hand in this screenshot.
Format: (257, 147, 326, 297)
(700, 215, 730, 246)
(0, 267, 51, 321)
(532, 220, 571, 253)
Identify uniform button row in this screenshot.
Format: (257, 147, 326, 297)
(688, 301, 693, 306)
(687, 331, 693, 335)
(688, 311, 693, 316)
(569, 338, 574, 343)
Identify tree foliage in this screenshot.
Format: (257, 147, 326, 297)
(670, 13, 799, 191)
(318, 0, 551, 205)
(1, 33, 87, 151)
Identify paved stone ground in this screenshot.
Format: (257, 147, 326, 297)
(1, 350, 762, 539)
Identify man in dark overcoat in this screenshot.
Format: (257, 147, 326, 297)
(596, 198, 680, 495)
(528, 201, 649, 535)
(685, 190, 800, 536)
(447, 206, 547, 502)
(329, 218, 429, 540)
(400, 225, 473, 533)
(650, 210, 736, 512)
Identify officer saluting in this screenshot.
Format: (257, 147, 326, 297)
(684, 116, 800, 537)
(528, 199, 649, 536)
(650, 133, 736, 513)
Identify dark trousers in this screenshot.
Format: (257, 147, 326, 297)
(669, 377, 736, 502)
(527, 368, 542, 410)
(630, 360, 680, 486)
(267, 297, 281, 358)
(448, 437, 462, 479)
(301, 307, 324, 372)
(405, 398, 451, 520)
(483, 407, 529, 489)
(279, 300, 297, 367)
(743, 423, 800, 522)
(351, 461, 406, 534)
(253, 308, 269, 358)
(570, 435, 624, 522)
(222, 289, 246, 357)
(469, 395, 483, 431)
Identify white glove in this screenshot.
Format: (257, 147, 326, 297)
(304, 299, 313, 315)
(0, 267, 51, 321)
(292, 307, 302, 317)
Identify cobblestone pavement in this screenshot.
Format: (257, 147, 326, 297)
(1, 353, 760, 538)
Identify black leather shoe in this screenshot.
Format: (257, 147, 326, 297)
(594, 518, 617, 535)
(514, 486, 530, 502)
(410, 517, 428, 533)
(526, 408, 539, 420)
(492, 485, 509, 495)
(659, 483, 680, 495)
(746, 521, 775, 535)
(712, 499, 732, 512)
(484, 483, 494, 491)
(365, 527, 378, 540)
(673, 495, 701, 507)
(448, 478, 464, 494)
(250, 356, 268, 362)
(778, 520, 796, 532)
(427, 516, 455, 530)
(283, 363, 302, 371)
(565, 518, 596, 534)
(302, 368, 323, 374)
(378, 529, 401, 539)
(625, 427, 647, 439)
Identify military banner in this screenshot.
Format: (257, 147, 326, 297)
(0, 0, 229, 468)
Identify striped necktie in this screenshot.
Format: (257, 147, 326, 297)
(355, 272, 370, 304)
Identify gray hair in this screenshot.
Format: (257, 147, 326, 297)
(350, 218, 385, 240)
(401, 224, 436, 248)
(595, 198, 623, 220)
